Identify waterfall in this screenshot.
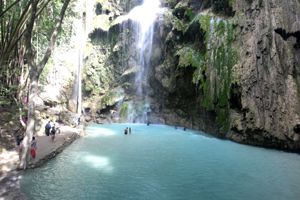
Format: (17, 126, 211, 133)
(126, 0, 160, 123)
(71, 0, 95, 114)
(72, 11, 85, 115)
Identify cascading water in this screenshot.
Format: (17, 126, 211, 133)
(125, 0, 160, 123)
(71, 0, 95, 114)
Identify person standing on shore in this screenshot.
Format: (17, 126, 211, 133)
(53, 123, 57, 130)
(16, 135, 22, 148)
(18, 138, 23, 161)
(31, 137, 37, 159)
(46, 121, 51, 136)
(78, 118, 81, 129)
(51, 127, 56, 142)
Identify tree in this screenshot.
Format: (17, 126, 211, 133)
(0, 0, 30, 105)
(0, 0, 56, 128)
(20, 0, 72, 169)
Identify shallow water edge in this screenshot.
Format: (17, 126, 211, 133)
(0, 133, 81, 200)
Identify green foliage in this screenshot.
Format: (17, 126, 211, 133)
(185, 9, 195, 21)
(33, 0, 78, 61)
(85, 87, 93, 91)
(174, 20, 185, 32)
(1, 0, 77, 111)
(175, 47, 201, 68)
(193, 15, 237, 133)
(118, 101, 150, 123)
(98, 88, 124, 110)
(91, 15, 110, 31)
(0, 64, 27, 106)
(39, 58, 53, 87)
(0, 87, 12, 106)
(215, 20, 225, 36)
(119, 102, 129, 122)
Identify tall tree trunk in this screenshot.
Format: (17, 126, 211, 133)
(20, 0, 72, 169)
(19, 73, 38, 168)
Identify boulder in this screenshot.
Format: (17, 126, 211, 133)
(96, 88, 125, 112)
(59, 110, 81, 126)
(68, 100, 77, 113)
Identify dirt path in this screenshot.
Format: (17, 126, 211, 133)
(29, 126, 80, 165)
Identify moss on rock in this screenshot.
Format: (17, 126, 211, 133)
(118, 101, 151, 123)
(175, 46, 201, 68)
(96, 88, 125, 112)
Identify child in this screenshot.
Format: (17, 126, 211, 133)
(51, 127, 56, 142)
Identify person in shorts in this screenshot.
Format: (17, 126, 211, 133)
(17, 135, 22, 148)
(31, 137, 37, 159)
(51, 127, 56, 142)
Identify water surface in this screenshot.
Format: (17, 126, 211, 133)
(20, 124, 300, 200)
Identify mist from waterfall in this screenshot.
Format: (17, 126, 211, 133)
(126, 0, 160, 123)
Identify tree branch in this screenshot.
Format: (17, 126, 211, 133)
(24, 0, 38, 72)
(38, 0, 72, 73)
(0, 0, 22, 19)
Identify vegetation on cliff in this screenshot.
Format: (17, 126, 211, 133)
(0, 0, 76, 167)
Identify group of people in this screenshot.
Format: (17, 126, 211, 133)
(124, 127, 131, 134)
(45, 121, 58, 142)
(17, 135, 37, 160)
(175, 126, 187, 131)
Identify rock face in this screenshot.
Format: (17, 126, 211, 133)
(79, 0, 300, 152)
(226, 0, 300, 151)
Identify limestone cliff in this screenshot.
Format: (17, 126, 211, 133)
(81, 0, 300, 152)
(228, 0, 300, 150)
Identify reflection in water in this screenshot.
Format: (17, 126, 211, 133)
(84, 155, 113, 172)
